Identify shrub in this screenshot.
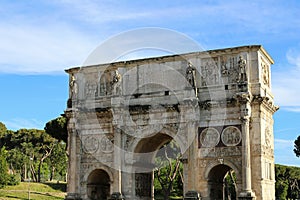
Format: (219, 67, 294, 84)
(7, 174, 20, 186)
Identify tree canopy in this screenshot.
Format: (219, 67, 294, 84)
(0, 121, 68, 185)
(294, 135, 300, 157)
(44, 116, 68, 144)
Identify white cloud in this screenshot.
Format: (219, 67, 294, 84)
(0, 0, 299, 74)
(274, 139, 300, 166)
(0, 22, 95, 74)
(272, 47, 300, 111)
(2, 118, 45, 131)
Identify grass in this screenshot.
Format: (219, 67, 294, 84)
(0, 182, 66, 200)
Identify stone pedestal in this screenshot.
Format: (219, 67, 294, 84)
(238, 191, 256, 200)
(65, 193, 82, 200)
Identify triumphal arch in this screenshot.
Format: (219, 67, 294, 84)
(65, 45, 278, 200)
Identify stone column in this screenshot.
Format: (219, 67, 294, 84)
(113, 126, 122, 193)
(65, 110, 80, 200)
(238, 99, 255, 199)
(180, 98, 200, 197)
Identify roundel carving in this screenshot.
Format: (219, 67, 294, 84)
(100, 136, 114, 153)
(200, 128, 220, 147)
(221, 126, 241, 146)
(83, 136, 99, 153)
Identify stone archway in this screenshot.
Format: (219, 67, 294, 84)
(207, 164, 238, 200)
(133, 133, 179, 200)
(65, 45, 277, 200)
(87, 169, 111, 200)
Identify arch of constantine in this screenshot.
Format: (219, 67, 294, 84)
(65, 45, 278, 200)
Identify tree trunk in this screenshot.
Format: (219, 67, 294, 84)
(37, 160, 42, 182)
(30, 164, 37, 182)
(50, 166, 55, 181)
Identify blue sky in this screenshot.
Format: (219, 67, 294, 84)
(0, 0, 299, 166)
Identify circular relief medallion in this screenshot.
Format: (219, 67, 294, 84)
(83, 136, 99, 153)
(200, 128, 220, 147)
(221, 126, 242, 146)
(100, 136, 114, 153)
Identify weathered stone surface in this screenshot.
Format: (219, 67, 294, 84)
(65, 45, 277, 200)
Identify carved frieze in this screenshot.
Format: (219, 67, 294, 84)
(199, 146, 242, 158)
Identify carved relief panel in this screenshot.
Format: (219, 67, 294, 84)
(97, 69, 121, 96)
(200, 57, 220, 86)
(199, 54, 248, 87)
(198, 125, 242, 148)
(261, 57, 270, 87)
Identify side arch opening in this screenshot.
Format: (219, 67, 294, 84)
(87, 169, 111, 200)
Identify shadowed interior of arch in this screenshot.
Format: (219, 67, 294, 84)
(208, 164, 237, 200)
(87, 169, 110, 200)
(134, 133, 173, 153)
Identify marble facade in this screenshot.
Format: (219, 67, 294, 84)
(65, 45, 278, 200)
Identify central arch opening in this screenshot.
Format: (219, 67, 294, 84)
(208, 164, 237, 200)
(133, 132, 183, 200)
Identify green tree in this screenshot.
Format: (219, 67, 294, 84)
(0, 122, 7, 136)
(44, 116, 68, 144)
(275, 164, 300, 199)
(294, 135, 300, 157)
(46, 141, 67, 181)
(154, 141, 183, 200)
(3, 129, 56, 182)
(0, 147, 9, 188)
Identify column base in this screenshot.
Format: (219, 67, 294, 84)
(238, 191, 256, 200)
(65, 193, 82, 200)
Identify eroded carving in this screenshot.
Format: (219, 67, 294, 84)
(70, 73, 78, 99)
(85, 81, 98, 98)
(199, 146, 242, 158)
(186, 63, 197, 90)
(221, 126, 242, 146)
(83, 135, 99, 154)
(200, 58, 220, 86)
(238, 55, 247, 82)
(261, 60, 270, 87)
(199, 128, 220, 148)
